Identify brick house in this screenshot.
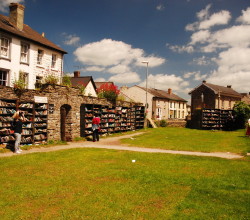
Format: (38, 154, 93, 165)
(70, 71, 97, 97)
(0, 3, 67, 89)
(121, 85, 188, 120)
(189, 80, 242, 113)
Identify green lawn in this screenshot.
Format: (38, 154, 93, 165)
(0, 148, 249, 219)
(121, 128, 250, 154)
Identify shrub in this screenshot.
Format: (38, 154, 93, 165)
(160, 119, 167, 127)
(62, 75, 72, 87)
(97, 83, 120, 102)
(233, 101, 250, 129)
(44, 74, 59, 85)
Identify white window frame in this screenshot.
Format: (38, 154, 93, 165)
(0, 36, 10, 59)
(51, 54, 57, 69)
(0, 70, 9, 86)
(20, 43, 29, 64)
(37, 49, 44, 65)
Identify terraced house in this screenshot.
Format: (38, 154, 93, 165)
(0, 3, 67, 89)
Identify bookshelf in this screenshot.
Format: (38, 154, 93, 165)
(0, 99, 48, 145)
(201, 109, 233, 130)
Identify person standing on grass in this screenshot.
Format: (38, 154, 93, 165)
(12, 111, 24, 154)
(246, 118, 250, 137)
(92, 113, 100, 142)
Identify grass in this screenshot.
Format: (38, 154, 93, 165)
(0, 148, 249, 219)
(121, 127, 250, 155)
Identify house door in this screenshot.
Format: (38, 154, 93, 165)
(156, 108, 162, 120)
(60, 104, 72, 141)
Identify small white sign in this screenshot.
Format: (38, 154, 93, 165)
(34, 96, 48, 103)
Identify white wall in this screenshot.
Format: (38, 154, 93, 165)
(0, 33, 63, 89)
(84, 82, 97, 97)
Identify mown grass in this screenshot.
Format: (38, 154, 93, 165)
(121, 128, 250, 154)
(0, 148, 249, 219)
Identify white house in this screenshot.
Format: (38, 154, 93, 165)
(0, 3, 67, 89)
(70, 71, 97, 97)
(121, 86, 188, 120)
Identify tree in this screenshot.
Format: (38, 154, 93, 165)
(233, 101, 250, 129)
(97, 83, 120, 102)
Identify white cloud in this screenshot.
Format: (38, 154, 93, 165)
(167, 44, 194, 53)
(94, 77, 106, 82)
(63, 34, 80, 46)
(190, 30, 210, 45)
(192, 56, 211, 66)
(73, 38, 165, 85)
(199, 10, 231, 30)
(207, 47, 250, 92)
(83, 66, 105, 72)
(139, 73, 188, 92)
(108, 72, 141, 84)
(0, 0, 24, 13)
(156, 4, 165, 11)
(183, 71, 207, 81)
(197, 4, 211, 21)
(237, 7, 250, 24)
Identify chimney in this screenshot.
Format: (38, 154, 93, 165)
(9, 3, 25, 31)
(168, 88, 172, 94)
(202, 80, 206, 83)
(74, 71, 80, 78)
(227, 85, 232, 88)
(41, 32, 45, 37)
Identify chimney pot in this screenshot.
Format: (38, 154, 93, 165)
(227, 85, 232, 88)
(9, 3, 25, 31)
(202, 80, 206, 83)
(74, 71, 80, 78)
(168, 88, 172, 94)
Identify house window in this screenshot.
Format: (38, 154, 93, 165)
(37, 49, 43, 65)
(20, 43, 29, 63)
(0, 36, 10, 58)
(0, 70, 8, 86)
(35, 76, 43, 89)
(51, 54, 56, 68)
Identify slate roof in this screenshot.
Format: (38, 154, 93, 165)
(189, 82, 241, 98)
(70, 76, 96, 90)
(0, 14, 67, 54)
(137, 86, 187, 102)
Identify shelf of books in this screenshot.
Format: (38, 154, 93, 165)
(201, 109, 233, 130)
(0, 98, 48, 146)
(0, 99, 17, 144)
(82, 104, 145, 137)
(135, 106, 145, 129)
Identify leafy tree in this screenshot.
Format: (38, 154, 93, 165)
(97, 83, 120, 102)
(233, 101, 250, 129)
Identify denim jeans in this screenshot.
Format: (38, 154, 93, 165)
(14, 133, 21, 152)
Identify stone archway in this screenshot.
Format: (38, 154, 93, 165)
(60, 104, 72, 141)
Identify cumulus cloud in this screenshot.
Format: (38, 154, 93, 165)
(94, 77, 106, 82)
(183, 71, 207, 81)
(63, 33, 80, 46)
(108, 72, 141, 84)
(0, 0, 24, 13)
(190, 30, 210, 45)
(192, 56, 211, 66)
(83, 66, 105, 72)
(74, 38, 165, 84)
(139, 73, 188, 92)
(237, 7, 250, 24)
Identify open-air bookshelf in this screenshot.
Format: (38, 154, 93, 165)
(82, 104, 145, 137)
(0, 99, 48, 145)
(201, 109, 233, 130)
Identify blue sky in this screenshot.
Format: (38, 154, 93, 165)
(1, 0, 250, 101)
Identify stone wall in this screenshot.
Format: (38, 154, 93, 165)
(0, 85, 111, 141)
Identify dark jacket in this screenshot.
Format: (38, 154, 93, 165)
(13, 119, 23, 134)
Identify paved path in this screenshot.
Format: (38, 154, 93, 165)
(0, 132, 244, 159)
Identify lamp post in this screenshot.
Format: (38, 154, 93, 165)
(142, 61, 149, 111)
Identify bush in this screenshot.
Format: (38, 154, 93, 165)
(62, 75, 72, 87)
(233, 101, 250, 129)
(159, 119, 167, 127)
